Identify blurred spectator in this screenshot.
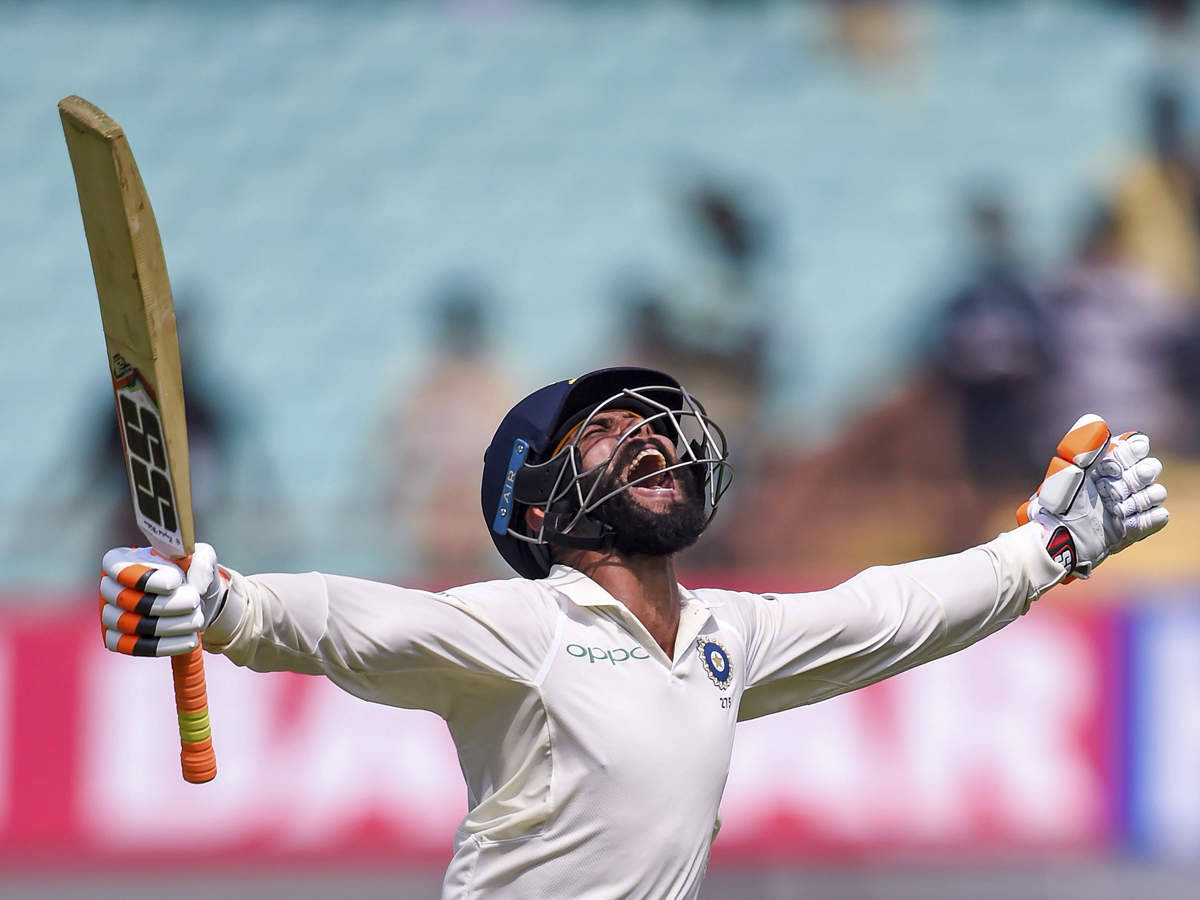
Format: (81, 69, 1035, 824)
(715, 370, 973, 574)
(612, 268, 767, 474)
(1044, 200, 1194, 455)
(680, 178, 773, 438)
(930, 187, 1053, 490)
(1112, 79, 1200, 308)
(378, 275, 518, 579)
(616, 272, 687, 371)
(616, 176, 774, 440)
(609, 176, 780, 569)
(687, 179, 767, 288)
(715, 190, 1052, 572)
(719, 189, 1053, 571)
(825, 0, 915, 69)
(1143, 0, 1194, 40)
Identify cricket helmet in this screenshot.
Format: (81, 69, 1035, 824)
(480, 366, 733, 579)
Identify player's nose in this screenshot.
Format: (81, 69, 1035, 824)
(619, 412, 663, 444)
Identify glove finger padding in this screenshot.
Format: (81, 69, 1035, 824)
(1096, 457, 1164, 501)
(99, 598, 204, 637)
(1017, 414, 1112, 579)
(1017, 414, 1111, 523)
(1095, 431, 1150, 473)
(184, 543, 231, 624)
(98, 547, 202, 657)
(102, 629, 199, 657)
(1112, 483, 1168, 517)
(1029, 457, 1089, 516)
(1124, 506, 1170, 537)
(1104, 485, 1169, 555)
(98, 572, 201, 615)
(1056, 414, 1112, 468)
(101, 546, 185, 592)
(1094, 430, 1169, 552)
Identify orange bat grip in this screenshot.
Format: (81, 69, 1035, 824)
(172, 555, 216, 783)
(172, 645, 216, 782)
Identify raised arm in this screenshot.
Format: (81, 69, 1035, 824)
(98, 545, 555, 717)
(736, 414, 1168, 720)
(736, 523, 1060, 720)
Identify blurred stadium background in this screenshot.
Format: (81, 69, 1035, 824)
(4, 0, 1200, 897)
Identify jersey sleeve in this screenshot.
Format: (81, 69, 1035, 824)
(201, 571, 555, 717)
(734, 522, 1066, 721)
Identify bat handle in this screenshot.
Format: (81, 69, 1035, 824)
(171, 643, 217, 783)
(168, 552, 216, 783)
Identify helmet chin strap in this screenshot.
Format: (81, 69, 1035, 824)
(542, 501, 617, 552)
(514, 448, 618, 552)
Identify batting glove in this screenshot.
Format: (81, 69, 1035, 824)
(1017, 414, 1169, 579)
(99, 543, 229, 657)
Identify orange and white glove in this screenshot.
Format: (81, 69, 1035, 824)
(1017, 414, 1169, 579)
(99, 544, 229, 656)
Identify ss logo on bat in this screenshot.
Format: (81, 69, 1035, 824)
(117, 385, 178, 537)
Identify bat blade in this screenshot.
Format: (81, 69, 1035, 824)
(59, 95, 193, 559)
(60, 95, 216, 784)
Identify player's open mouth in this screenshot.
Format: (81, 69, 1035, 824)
(626, 447, 676, 494)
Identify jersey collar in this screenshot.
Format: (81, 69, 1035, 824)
(544, 564, 620, 607)
(543, 564, 719, 610)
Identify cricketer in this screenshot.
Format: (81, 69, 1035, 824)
(98, 366, 1169, 898)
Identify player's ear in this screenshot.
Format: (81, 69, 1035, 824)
(524, 505, 545, 535)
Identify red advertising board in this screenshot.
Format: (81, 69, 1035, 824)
(717, 605, 1122, 859)
(0, 592, 1121, 868)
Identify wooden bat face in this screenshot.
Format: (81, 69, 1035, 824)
(58, 94, 195, 559)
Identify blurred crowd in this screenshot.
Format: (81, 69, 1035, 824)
(726, 72, 1200, 579)
(70, 0, 1200, 585)
(377, 1, 1200, 582)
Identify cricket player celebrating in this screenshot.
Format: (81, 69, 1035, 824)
(99, 367, 1168, 898)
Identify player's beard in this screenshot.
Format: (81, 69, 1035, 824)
(590, 447, 708, 557)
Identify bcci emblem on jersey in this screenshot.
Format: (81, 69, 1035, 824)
(697, 638, 733, 690)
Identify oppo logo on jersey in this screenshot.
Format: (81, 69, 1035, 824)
(566, 643, 652, 665)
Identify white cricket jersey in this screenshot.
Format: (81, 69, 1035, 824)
(203, 523, 1064, 899)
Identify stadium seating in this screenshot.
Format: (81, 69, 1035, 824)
(0, 1, 1172, 582)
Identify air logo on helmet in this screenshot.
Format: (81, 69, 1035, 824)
(492, 438, 529, 535)
(697, 638, 733, 691)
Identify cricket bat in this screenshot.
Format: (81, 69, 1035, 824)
(59, 95, 216, 784)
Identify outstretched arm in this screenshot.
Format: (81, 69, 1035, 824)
(736, 414, 1168, 721)
(736, 523, 1059, 720)
(99, 546, 556, 717)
